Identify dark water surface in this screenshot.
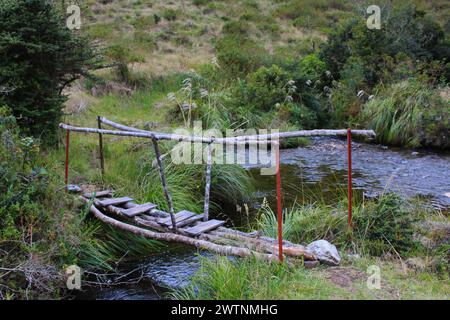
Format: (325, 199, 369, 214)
(79, 137, 450, 299)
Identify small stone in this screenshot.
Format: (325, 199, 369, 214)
(67, 184, 82, 193)
(306, 240, 341, 266)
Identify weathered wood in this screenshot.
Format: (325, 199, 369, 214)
(83, 190, 113, 199)
(203, 143, 212, 222)
(97, 197, 133, 207)
(98, 116, 150, 133)
(82, 197, 318, 262)
(97, 116, 105, 176)
(159, 210, 197, 227)
(151, 136, 177, 232)
(122, 203, 157, 217)
(184, 219, 226, 236)
(209, 230, 316, 260)
(59, 123, 376, 145)
(175, 213, 205, 228)
(87, 203, 283, 262)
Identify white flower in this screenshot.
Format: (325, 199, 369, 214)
(212, 57, 219, 67)
(306, 80, 312, 86)
(368, 95, 375, 100)
(325, 70, 332, 78)
(200, 88, 209, 98)
(357, 90, 365, 98)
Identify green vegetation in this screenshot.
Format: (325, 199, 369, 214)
(0, 0, 98, 144)
(1, 0, 449, 300)
(361, 79, 449, 148)
(177, 194, 449, 300)
(176, 254, 449, 300)
(0, 107, 163, 298)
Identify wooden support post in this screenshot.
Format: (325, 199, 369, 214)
(151, 136, 177, 233)
(203, 143, 212, 222)
(65, 130, 70, 192)
(347, 129, 353, 228)
(97, 116, 105, 176)
(275, 142, 283, 262)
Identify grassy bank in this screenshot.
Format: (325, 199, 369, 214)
(175, 254, 449, 299)
(176, 194, 449, 300)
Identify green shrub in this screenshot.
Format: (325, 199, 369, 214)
(106, 44, 145, 83)
(215, 21, 267, 77)
(162, 8, 179, 21)
(0, 0, 97, 144)
(353, 193, 419, 256)
(320, 3, 448, 86)
(298, 53, 327, 79)
(245, 65, 290, 112)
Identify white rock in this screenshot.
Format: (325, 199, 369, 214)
(306, 240, 341, 266)
(67, 184, 82, 193)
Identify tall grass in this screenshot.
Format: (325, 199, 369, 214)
(257, 192, 431, 257)
(361, 79, 449, 148)
(173, 256, 346, 300)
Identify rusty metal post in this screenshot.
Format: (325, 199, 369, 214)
(65, 130, 70, 192)
(97, 116, 105, 176)
(347, 128, 353, 228)
(275, 142, 283, 262)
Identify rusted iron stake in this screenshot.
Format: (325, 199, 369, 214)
(97, 116, 105, 176)
(65, 130, 70, 192)
(347, 128, 353, 228)
(275, 143, 283, 262)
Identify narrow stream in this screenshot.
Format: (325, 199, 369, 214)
(79, 137, 450, 299)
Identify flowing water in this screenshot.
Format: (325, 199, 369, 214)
(79, 137, 450, 299)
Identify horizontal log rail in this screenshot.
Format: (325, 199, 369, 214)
(59, 123, 375, 144)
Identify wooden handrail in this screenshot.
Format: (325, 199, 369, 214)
(59, 122, 375, 144)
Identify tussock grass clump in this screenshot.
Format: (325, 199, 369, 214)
(361, 79, 450, 148)
(258, 193, 425, 257)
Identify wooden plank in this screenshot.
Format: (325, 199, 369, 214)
(97, 197, 133, 207)
(159, 210, 197, 227)
(174, 214, 205, 228)
(121, 203, 157, 217)
(83, 190, 113, 199)
(184, 219, 226, 236)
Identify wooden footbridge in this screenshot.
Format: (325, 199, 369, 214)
(60, 117, 375, 265)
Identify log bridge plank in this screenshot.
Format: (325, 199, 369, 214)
(184, 219, 226, 236)
(159, 210, 197, 227)
(122, 203, 157, 217)
(97, 197, 133, 207)
(83, 190, 114, 199)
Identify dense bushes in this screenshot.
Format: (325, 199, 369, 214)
(320, 5, 448, 85)
(361, 79, 449, 148)
(316, 3, 449, 144)
(0, 0, 97, 144)
(215, 21, 267, 78)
